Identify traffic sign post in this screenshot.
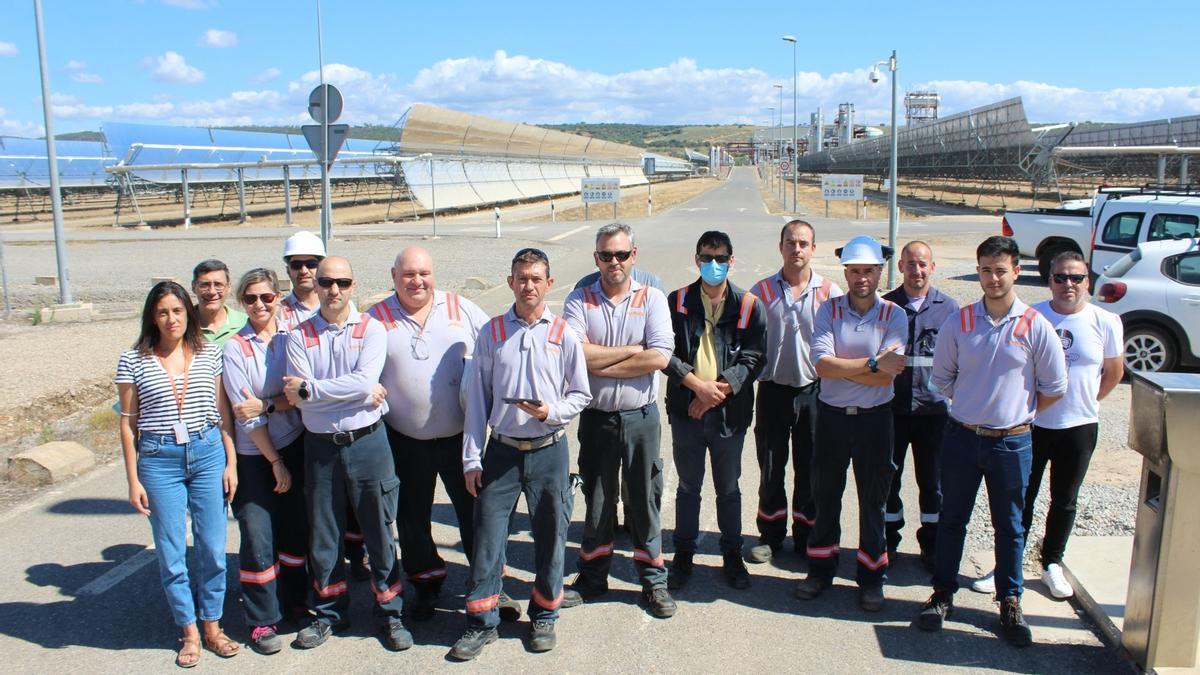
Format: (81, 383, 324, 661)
(306, 83, 346, 250)
(582, 177, 620, 222)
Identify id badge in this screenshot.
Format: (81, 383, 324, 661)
(173, 420, 189, 444)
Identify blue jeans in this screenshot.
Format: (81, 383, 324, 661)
(137, 424, 229, 627)
(932, 420, 1032, 599)
(669, 413, 745, 554)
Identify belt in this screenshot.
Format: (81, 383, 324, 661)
(818, 401, 891, 416)
(956, 420, 1032, 438)
(763, 380, 819, 394)
(314, 419, 382, 447)
(582, 403, 656, 417)
(492, 429, 565, 452)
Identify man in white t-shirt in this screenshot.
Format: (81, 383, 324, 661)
(972, 251, 1123, 600)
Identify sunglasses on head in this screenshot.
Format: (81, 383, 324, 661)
(595, 250, 633, 262)
(289, 258, 320, 271)
(697, 253, 731, 264)
(242, 292, 278, 306)
(1051, 273, 1086, 284)
(316, 277, 353, 289)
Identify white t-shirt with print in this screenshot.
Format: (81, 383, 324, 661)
(1033, 301, 1123, 429)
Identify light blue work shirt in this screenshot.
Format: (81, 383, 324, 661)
(278, 293, 320, 332)
(753, 270, 844, 387)
(222, 323, 303, 455)
(811, 294, 908, 408)
(286, 310, 389, 434)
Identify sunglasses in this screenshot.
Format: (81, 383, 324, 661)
(595, 250, 633, 262)
(316, 277, 353, 289)
(289, 259, 320, 271)
(697, 254, 731, 264)
(1051, 273, 1086, 285)
(242, 292, 278, 306)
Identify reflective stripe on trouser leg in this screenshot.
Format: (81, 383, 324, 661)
(525, 436, 571, 621)
(275, 435, 310, 615)
(622, 405, 666, 589)
(466, 439, 524, 630)
(233, 453, 284, 627)
(389, 427, 471, 586)
(576, 410, 621, 583)
(342, 425, 405, 621)
(849, 407, 895, 587)
(807, 407, 853, 579)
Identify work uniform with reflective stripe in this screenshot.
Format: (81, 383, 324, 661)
(278, 293, 320, 332)
(285, 310, 404, 628)
(807, 294, 907, 587)
(368, 290, 488, 590)
(880, 285, 959, 559)
(563, 279, 674, 591)
(462, 305, 591, 629)
(751, 270, 843, 550)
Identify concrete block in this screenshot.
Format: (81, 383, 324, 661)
(34, 275, 58, 286)
(39, 303, 95, 324)
(464, 276, 493, 290)
(9, 441, 96, 486)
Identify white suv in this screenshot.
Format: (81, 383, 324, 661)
(1094, 238, 1200, 372)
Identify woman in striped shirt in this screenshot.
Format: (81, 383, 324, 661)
(222, 268, 308, 655)
(116, 281, 240, 668)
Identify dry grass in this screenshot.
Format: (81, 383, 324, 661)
(756, 172, 925, 220)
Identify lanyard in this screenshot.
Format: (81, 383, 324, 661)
(157, 347, 193, 420)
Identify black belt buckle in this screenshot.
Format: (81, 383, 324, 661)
(332, 430, 353, 446)
(845, 406, 859, 416)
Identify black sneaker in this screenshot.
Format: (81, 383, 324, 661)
(667, 552, 693, 591)
(293, 618, 350, 649)
(1000, 596, 1033, 647)
(859, 585, 885, 612)
(410, 584, 437, 622)
(566, 574, 609, 602)
(382, 621, 413, 651)
(793, 575, 832, 600)
(917, 589, 953, 632)
(746, 543, 780, 564)
(641, 587, 677, 618)
(722, 550, 751, 589)
(449, 627, 498, 661)
(529, 620, 556, 652)
(497, 590, 522, 622)
(250, 625, 282, 655)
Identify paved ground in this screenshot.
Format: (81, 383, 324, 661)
(0, 167, 1129, 673)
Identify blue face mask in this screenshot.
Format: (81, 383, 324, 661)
(700, 260, 729, 285)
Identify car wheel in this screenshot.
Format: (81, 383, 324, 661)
(1038, 245, 1072, 282)
(1123, 325, 1178, 373)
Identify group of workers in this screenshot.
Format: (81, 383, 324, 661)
(116, 219, 1121, 666)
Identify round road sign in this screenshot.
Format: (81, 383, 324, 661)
(308, 84, 344, 124)
(779, 160, 791, 172)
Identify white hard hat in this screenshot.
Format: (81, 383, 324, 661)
(282, 231, 326, 260)
(835, 235, 893, 265)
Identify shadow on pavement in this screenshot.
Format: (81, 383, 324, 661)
(46, 498, 134, 516)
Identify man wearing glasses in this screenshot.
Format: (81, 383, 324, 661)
(278, 231, 326, 330)
(453, 248, 591, 659)
(664, 231, 766, 592)
(367, 246, 494, 622)
(192, 259, 247, 347)
(561, 223, 677, 618)
(283, 256, 411, 653)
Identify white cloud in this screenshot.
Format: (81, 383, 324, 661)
(252, 67, 281, 84)
(64, 60, 103, 84)
(163, 0, 213, 8)
(0, 42, 17, 57)
(199, 29, 237, 48)
(65, 59, 86, 70)
(147, 51, 205, 84)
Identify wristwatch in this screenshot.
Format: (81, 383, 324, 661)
(266, 401, 276, 415)
(867, 356, 879, 373)
(298, 381, 310, 401)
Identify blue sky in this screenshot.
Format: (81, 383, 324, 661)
(1, 0, 1197, 137)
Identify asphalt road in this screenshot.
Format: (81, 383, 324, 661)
(0, 168, 1125, 673)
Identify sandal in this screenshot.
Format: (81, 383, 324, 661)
(201, 630, 241, 658)
(176, 636, 201, 669)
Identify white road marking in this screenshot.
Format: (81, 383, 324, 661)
(548, 224, 591, 242)
(75, 548, 157, 596)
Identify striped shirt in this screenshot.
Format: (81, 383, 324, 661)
(115, 343, 224, 435)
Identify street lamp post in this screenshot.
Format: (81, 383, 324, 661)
(783, 35, 798, 213)
(773, 83, 783, 203)
(870, 50, 899, 288)
(33, 0, 73, 305)
(418, 152, 437, 237)
(767, 106, 775, 189)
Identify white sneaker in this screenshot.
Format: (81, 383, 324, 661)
(970, 569, 996, 594)
(1042, 563, 1074, 599)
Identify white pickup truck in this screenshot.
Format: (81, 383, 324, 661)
(1002, 186, 1200, 281)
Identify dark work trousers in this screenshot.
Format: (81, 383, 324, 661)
(576, 405, 667, 590)
(1022, 423, 1099, 567)
(304, 424, 405, 627)
(754, 380, 819, 549)
(807, 403, 895, 588)
(466, 436, 570, 629)
(669, 412, 746, 554)
(232, 435, 309, 627)
(386, 425, 475, 589)
(885, 413, 946, 555)
(344, 507, 365, 565)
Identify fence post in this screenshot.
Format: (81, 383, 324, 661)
(494, 207, 501, 239)
(181, 168, 191, 229)
(236, 168, 248, 224)
(283, 165, 293, 226)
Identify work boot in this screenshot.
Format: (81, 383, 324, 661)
(410, 584, 438, 622)
(999, 596, 1033, 647)
(722, 550, 751, 589)
(381, 621, 413, 651)
(859, 585, 885, 612)
(249, 625, 282, 655)
(529, 620, 557, 652)
(917, 588, 954, 632)
(746, 543, 780, 564)
(449, 627, 498, 661)
(667, 552, 693, 591)
(641, 587, 678, 618)
(497, 590, 522, 622)
(793, 575, 832, 600)
(293, 618, 350, 650)
(566, 573, 609, 602)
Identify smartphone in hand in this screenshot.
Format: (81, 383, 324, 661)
(503, 397, 543, 407)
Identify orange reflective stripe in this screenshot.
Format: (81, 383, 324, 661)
(806, 544, 840, 558)
(816, 278, 832, 303)
(631, 287, 647, 308)
(674, 287, 689, 315)
(856, 549, 890, 571)
(583, 289, 599, 309)
(239, 563, 279, 584)
(446, 292, 462, 322)
(959, 306, 975, 333)
(232, 333, 254, 357)
(793, 510, 816, 526)
(374, 580, 404, 603)
(831, 297, 843, 321)
(489, 316, 507, 342)
(632, 548, 665, 567)
(313, 580, 348, 598)
(531, 587, 564, 610)
(277, 552, 306, 567)
(757, 507, 788, 522)
(409, 567, 448, 582)
(579, 543, 614, 561)
(737, 293, 757, 330)
(351, 314, 371, 339)
(466, 594, 499, 614)
(300, 320, 320, 348)
(547, 317, 567, 345)
(1013, 307, 1037, 338)
(343, 531, 364, 542)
